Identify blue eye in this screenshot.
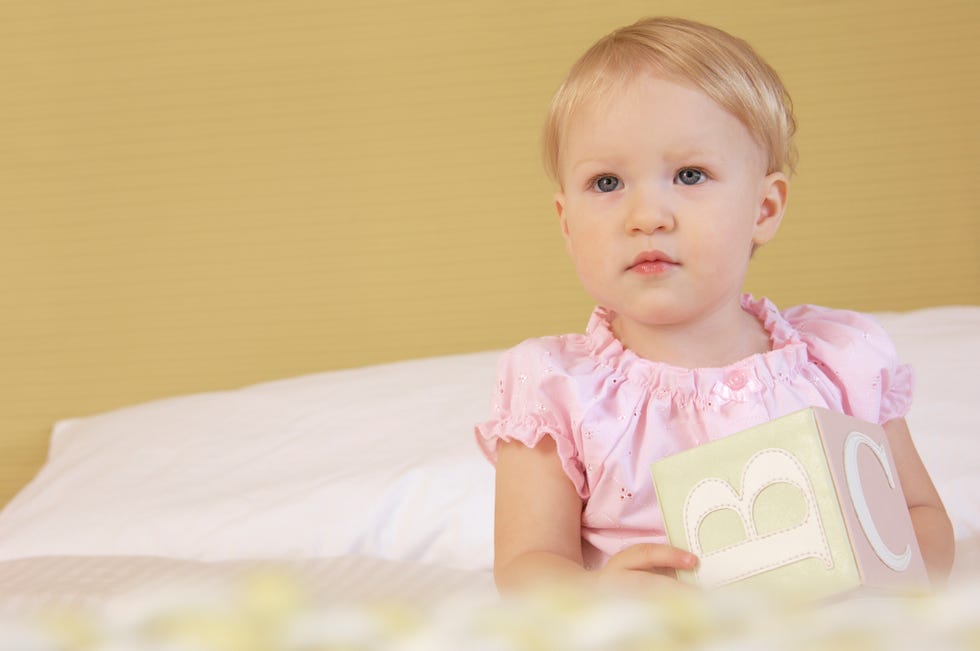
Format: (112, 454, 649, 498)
(676, 168, 705, 185)
(592, 175, 621, 193)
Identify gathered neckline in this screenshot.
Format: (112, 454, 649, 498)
(582, 294, 811, 400)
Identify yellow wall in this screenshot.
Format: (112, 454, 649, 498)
(2, 1, 977, 505)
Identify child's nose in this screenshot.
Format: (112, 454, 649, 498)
(625, 187, 675, 234)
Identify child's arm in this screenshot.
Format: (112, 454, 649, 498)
(884, 417, 955, 584)
(493, 437, 697, 594)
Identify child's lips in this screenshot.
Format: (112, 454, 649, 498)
(628, 250, 678, 274)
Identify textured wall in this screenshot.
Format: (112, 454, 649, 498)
(1, 0, 977, 504)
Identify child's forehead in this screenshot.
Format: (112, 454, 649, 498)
(560, 73, 767, 170)
(570, 71, 730, 132)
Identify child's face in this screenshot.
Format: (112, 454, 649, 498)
(554, 73, 786, 333)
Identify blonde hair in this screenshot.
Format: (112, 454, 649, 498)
(543, 17, 797, 185)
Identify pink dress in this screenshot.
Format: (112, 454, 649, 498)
(474, 295, 913, 569)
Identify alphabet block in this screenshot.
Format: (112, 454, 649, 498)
(650, 407, 929, 599)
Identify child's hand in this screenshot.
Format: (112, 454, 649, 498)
(598, 543, 699, 592)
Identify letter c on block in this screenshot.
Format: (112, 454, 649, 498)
(843, 430, 911, 572)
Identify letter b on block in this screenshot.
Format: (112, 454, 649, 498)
(650, 408, 929, 599)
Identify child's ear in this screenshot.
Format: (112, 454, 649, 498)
(554, 191, 572, 253)
(752, 172, 788, 246)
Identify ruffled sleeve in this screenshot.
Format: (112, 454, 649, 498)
(784, 304, 913, 424)
(474, 338, 589, 498)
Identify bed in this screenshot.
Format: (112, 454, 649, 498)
(0, 305, 978, 648)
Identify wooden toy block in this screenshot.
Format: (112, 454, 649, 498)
(650, 407, 929, 599)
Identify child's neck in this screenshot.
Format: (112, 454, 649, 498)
(611, 304, 771, 369)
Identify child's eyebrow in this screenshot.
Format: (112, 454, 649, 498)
(568, 147, 719, 171)
(566, 156, 624, 174)
(663, 145, 717, 160)
(668, 147, 743, 169)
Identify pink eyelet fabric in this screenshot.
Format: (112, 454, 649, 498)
(475, 294, 912, 568)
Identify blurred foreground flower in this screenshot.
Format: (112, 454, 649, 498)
(1, 566, 977, 651)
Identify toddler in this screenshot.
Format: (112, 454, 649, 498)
(475, 16, 953, 594)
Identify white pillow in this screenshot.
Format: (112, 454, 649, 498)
(1, 307, 977, 574)
(872, 306, 980, 550)
(0, 351, 500, 570)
